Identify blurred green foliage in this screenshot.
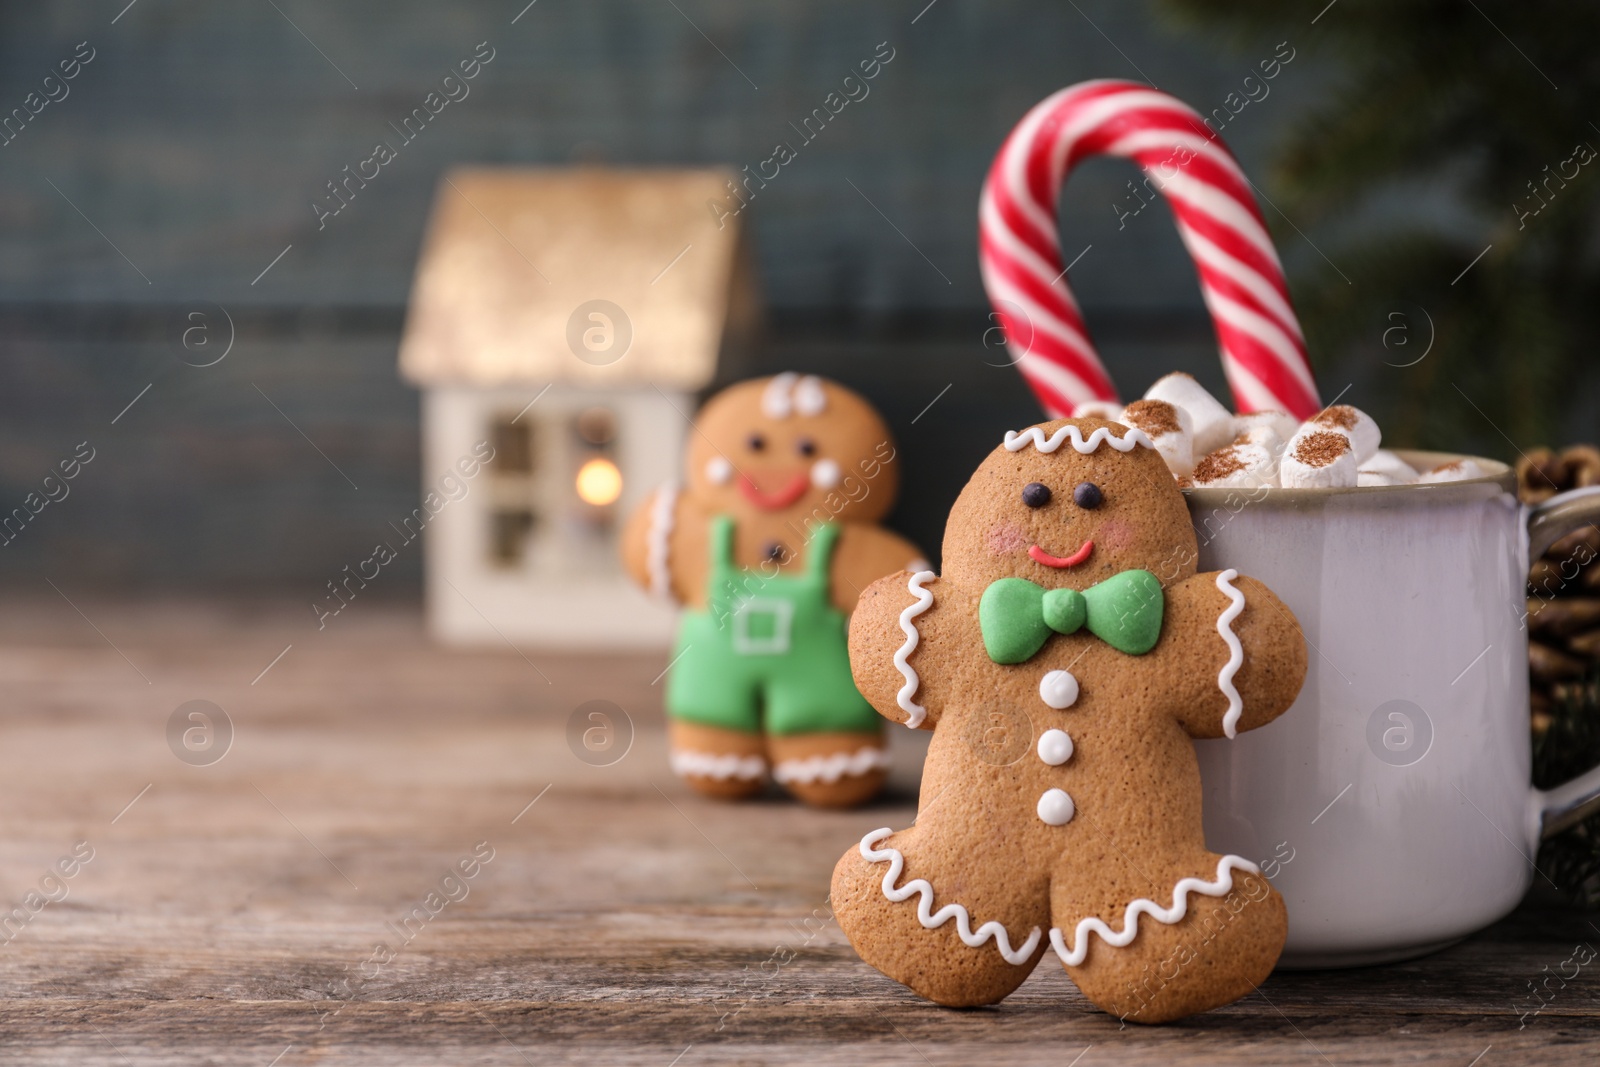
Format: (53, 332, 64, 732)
(1162, 0, 1600, 452)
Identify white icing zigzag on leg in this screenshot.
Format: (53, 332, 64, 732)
(893, 572, 936, 729)
(670, 750, 766, 781)
(860, 828, 1041, 966)
(773, 747, 890, 784)
(1048, 854, 1261, 967)
(1214, 569, 1246, 739)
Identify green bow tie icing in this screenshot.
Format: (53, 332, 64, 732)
(979, 569, 1164, 664)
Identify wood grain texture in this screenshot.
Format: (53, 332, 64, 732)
(0, 600, 1594, 1064)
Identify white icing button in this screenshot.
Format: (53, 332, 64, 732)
(1037, 728, 1073, 766)
(1037, 788, 1075, 826)
(1039, 670, 1079, 710)
(810, 457, 841, 489)
(705, 456, 733, 484)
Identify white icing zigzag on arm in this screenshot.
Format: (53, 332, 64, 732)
(894, 571, 937, 729)
(1003, 425, 1155, 454)
(646, 482, 679, 601)
(1214, 569, 1246, 739)
(1048, 854, 1261, 967)
(773, 746, 890, 784)
(860, 828, 1041, 966)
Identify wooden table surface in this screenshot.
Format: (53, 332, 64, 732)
(1, 599, 1596, 1065)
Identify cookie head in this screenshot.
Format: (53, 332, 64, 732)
(685, 374, 899, 522)
(942, 418, 1197, 590)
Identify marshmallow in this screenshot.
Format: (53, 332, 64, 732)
(1231, 410, 1300, 448)
(1120, 399, 1193, 476)
(1072, 400, 1125, 422)
(1280, 430, 1357, 489)
(1144, 372, 1234, 456)
(1357, 470, 1402, 487)
(1417, 458, 1491, 484)
(1304, 404, 1381, 464)
(1193, 442, 1278, 489)
(1233, 423, 1287, 465)
(1359, 449, 1419, 482)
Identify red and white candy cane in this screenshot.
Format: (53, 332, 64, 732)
(979, 79, 1321, 420)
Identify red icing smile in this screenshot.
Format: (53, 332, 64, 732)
(1028, 541, 1093, 569)
(738, 471, 810, 511)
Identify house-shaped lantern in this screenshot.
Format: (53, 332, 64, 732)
(399, 166, 758, 649)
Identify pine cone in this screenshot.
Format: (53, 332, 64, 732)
(1523, 447, 1600, 908)
(1519, 444, 1600, 739)
(1519, 445, 1600, 504)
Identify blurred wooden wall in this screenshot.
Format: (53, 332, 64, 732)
(0, 1, 1322, 592)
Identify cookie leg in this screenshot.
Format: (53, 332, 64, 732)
(667, 720, 767, 801)
(831, 825, 1048, 1006)
(1049, 853, 1286, 1023)
(768, 729, 889, 808)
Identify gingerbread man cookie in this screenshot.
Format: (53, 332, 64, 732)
(830, 417, 1307, 1021)
(621, 374, 925, 807)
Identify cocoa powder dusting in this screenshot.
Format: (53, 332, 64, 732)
(1292, 430, 1351, 469)
(1123, 399, 1182, 437)
(1312, 405, 1359, 431)
(1194, 446, 1246, 483)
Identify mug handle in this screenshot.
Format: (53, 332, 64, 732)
(1526, 486, 1600, 839)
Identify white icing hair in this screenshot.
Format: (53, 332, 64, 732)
(1003, 425, 1154, 454)
(762, 372, 827, 418)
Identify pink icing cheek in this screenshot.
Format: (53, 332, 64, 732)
(986, 522, 1028, 556)
(1094, 518, 1139, 552)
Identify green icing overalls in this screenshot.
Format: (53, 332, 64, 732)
(665, 516, 878, 735)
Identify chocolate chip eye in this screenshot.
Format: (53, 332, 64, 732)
(1021, 482, 1052, 508)
(1074, 481, 1103, 509)
(796, 437, 817, 457)
(747, 432, 766, 452)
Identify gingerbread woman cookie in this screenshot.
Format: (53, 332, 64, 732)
(621, 374, 925, 808)
(830, 417, 1307, 1021)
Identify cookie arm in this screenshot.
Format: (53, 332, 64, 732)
(619, 485, 707, 605)
(846, 569, 947, 731)
(828, 524, 928, 614)
(1155, 572, 1307, 740)
(619, 487, 661, 594)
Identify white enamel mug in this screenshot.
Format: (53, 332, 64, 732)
(1188, 452, 1600, 968)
